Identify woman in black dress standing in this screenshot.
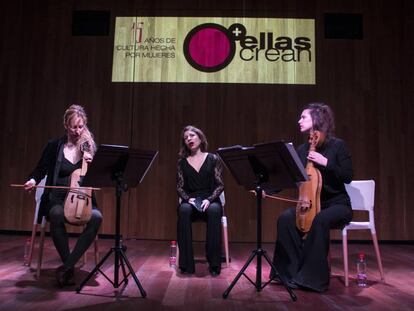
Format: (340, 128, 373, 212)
(176, 125, 224, 276)
(271, 103, 353, 292)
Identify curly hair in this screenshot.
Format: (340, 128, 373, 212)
(303, 103, 335, 139)
(63, 104, 97, 155)
(178, 125, 208, 159)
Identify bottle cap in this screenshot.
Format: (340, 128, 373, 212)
(359, 252, 365, 260)
(171, 240, 176, 245)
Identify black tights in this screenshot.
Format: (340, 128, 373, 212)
(177, 202, 222, 273)
(49, 204, 102, 270)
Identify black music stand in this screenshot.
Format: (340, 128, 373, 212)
(76, 144, 158, 297)
(217, 141, 308, 301)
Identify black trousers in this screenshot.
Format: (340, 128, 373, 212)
(177, 202, 222, 273)
(49, 204, 102, 270)
(271, 202, 352, 292)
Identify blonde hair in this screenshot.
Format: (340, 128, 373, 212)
(63, 105, 97, 155)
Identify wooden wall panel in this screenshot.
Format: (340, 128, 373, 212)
(1, 0, 413, 242)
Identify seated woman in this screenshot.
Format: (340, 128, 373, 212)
(270, 103, 353, 292)
(176, 125, 224, 276)
(24, 105, 102, 287)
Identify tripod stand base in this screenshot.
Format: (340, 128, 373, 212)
(222, 248, 297, 301)
(76, 245, 146, 298)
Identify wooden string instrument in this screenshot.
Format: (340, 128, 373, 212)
(257, 130, 324, 234)
(63, 140, 93, 225)
(295, 130, 323, 233)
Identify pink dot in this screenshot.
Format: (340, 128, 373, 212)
(188, 28, 231, 68)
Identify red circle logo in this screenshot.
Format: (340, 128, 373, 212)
(184, 23, 236, 72)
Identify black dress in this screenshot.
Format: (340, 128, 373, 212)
(176, 153, 224, 273)
(28, 136, 98, 220)
(271, 137, 353, 292)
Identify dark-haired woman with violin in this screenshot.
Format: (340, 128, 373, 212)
(270, 103, 353, 292)
(23, 105, 102, 287)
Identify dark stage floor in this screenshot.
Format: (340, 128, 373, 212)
(0, 235, 413, 311)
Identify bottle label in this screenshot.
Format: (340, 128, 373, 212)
(357, 273, 367, 287)
(169, 242, 177, 267)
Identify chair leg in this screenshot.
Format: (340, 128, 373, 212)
(342, 231, 349, 287)
(82, 252, 86, 266)
(37, 224, 46, 279)
(80, 233, 99, 266)
(28, 223, 38, 267)
(176, 244, 180, 270)
(371, 232, 385, 281)
(94, 235, 99, 265)
(327, 247, 331, 276)
(81, 225, 88, 266)
(221, 216, 230, 267)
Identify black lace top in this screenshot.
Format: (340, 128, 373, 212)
(176, 153, 224, 203)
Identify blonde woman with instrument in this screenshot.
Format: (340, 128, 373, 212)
(23, 105, 102, 287)
(270, 103, 353, 292)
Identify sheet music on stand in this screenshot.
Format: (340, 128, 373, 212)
(217, 140, 307, 302)
(77, 144, 158, 297)
(82, 144, 158, 190)
(217, 141, 308, 193)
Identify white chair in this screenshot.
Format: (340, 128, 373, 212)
(177, 192, 230, 267)
(27, 176, 47, 273)
(27, 177, 99, 278)
(341, 180, 385, 286)
(220, 192, 230, 267)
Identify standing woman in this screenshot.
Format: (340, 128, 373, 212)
(23, 105, 102, 287)
(271, 103, 353, 292)
(176, 125, 224, 276)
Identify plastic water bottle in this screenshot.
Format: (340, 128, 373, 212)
(23, 238, 31, 266)
(356, 252, 367, 287)
(169, 240, 177, 268)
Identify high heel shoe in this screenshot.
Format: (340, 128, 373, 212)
(209, 266, 221, 276)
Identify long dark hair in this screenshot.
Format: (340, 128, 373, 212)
(304, 102, 335, 139)
(178, 125, 208, 159)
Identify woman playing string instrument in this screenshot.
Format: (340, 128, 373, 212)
(23, 105, 102, 287)
(270, 103, 353, 292)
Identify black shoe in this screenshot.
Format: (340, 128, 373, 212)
(287, 280, 299, 289)
(209, 266, 221, 276)
(56, 265, 75, 287)
(179, 267, 194, 274)
(269, 273, 282, 284)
